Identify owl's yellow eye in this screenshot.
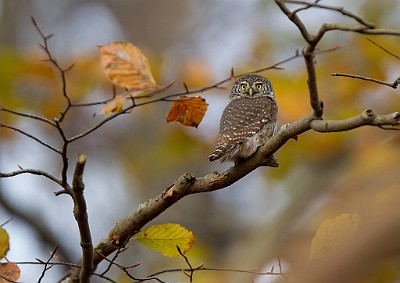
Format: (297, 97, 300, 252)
(240, 84, 247, 91)
(255, 83, 263, 90)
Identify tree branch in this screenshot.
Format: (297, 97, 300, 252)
(0, 106, 56, 126)
(71, 154, 93, 283)
(0, 123, 61, 154)
(68, 105, 399, 279)
(331, 73, 400, 89)
(311, 110, 400, 132)
(31, 16, 73, 123)
(0, 169, 63, 187)
(367, 38, 400, 60)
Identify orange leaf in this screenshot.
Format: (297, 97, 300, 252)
(98, 41, 157, 90)
(166, 96, 208, 128)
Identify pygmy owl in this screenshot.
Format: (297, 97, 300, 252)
(208, 74, 278, 164)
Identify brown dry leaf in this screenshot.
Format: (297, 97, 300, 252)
(0, 262, 20, 282)
(309, 213, 362, 261)
(166, 96, 208, 128)
(98, 41, 157, 90)
(95, 82, 176, 116)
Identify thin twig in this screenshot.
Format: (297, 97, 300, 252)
(367, 38, 400, 60)
(0, 107, 56, 126)
(99, 247, 131, 276)
(177, 246, 194, 282)
(0, 219, 13, 227)
(68, 51, 302, 143)
(0, 169, 64, 187)
(38, 245, 59, 283)
(284, 0, 374, 28)
(331, 73, 399, 89)
(31, 16, 73, 122)
(0, 124, 61, 154)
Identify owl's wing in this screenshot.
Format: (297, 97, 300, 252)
(208, 96, 277, 162)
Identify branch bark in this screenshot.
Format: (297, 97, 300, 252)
(69, 110, 399, 279)
(71, 154, 93, 283)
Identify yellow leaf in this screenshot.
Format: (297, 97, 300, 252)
(0, 262, 20, 282)
(166, 96, 208, 128)
(0, 227, 9, 259)
(309, 213, 362, 261)
(98, 41, 157, 90)
(134, 223, 195, 257)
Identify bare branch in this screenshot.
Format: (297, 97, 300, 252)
(68, 114, 314, 280)
(275, 0, 314, 43)
(331, 73, 399, 89)
(0, 169, 63, 187)
(367, 38, 400, 60)
(310, 110, 400, 132)
(67, 104, 399, 279)
(0, 107, 56, 126)
(177, 246, 194, 282)
(71, 154, 93, 283)
(148, 264, 285, 278)
(68, 51, 302, 143)
(38, 245, 59, 283)
(283, 0, 375, 28)
(0, 124, 61, 154)
(31, 16, 73, 122)
(303, 47, 323, 117)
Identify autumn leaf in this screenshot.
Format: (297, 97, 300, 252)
(0, 227, 9, 259)
(0, 262, 20, 282)
(95, 94, 127, 116)
(166, 96, 208, 128)
(98, 41, 157, 90)
(134, 223, 195, 257)
(95, 81, 176, 116)
(309, 213, 362, 261)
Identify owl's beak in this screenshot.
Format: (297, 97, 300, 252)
(248, 88, 253, 96)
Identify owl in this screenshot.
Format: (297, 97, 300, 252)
(208, 74, 278, 164)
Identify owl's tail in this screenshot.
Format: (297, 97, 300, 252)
(208, 143, 237, 162)
(207, 147, 224, 162)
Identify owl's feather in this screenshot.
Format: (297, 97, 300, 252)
(208, 95, 277, 163)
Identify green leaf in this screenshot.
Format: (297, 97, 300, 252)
(134, 223, 195, 257)
(0, 227, 9, 259)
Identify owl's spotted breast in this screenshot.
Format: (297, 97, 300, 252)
(208, 95, 278, 163)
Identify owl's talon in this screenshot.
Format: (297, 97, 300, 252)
(264, 155, 279, 167)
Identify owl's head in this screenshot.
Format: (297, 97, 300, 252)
(230, 74, 274, 100)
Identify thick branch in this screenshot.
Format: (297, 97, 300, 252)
(303, 48, 323, 117)
(69, 115, 314, 279)
(71, 154, 93, 283)
(67, 108, 400, 279)
(275, 0, 314, 44)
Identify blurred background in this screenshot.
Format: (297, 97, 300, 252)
(0, 0, 399, 282)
